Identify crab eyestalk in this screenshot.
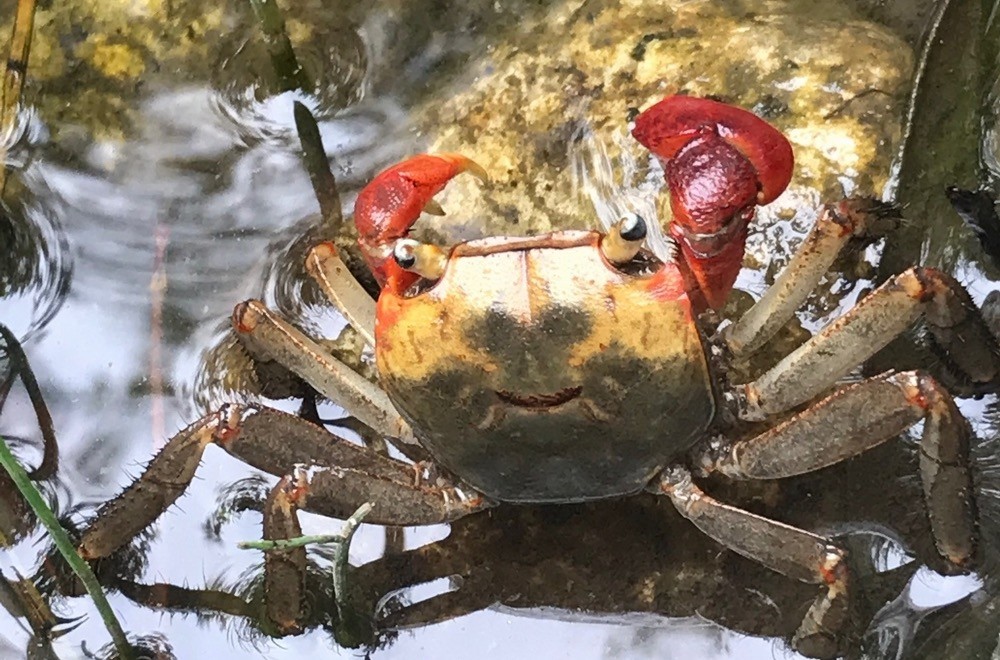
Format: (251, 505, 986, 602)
(601, 213, 647, 264)
(632, 96, 794, 310)
(393, 239, 449, 280)
(353, 153, 488, 293)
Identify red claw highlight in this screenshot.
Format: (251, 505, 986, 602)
(631, 95, 793, 204)
(353, 153, 485, 291)
(632, 96, 794, 310)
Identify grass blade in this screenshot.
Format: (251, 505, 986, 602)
(0, 435, 135, 660)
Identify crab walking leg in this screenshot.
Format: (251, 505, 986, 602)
(724, 198, 900, 356)
(78, 411, 222, 559)
(79, 406, 490, 560)
(116, 580, 254, 619)
(652, 466, 848, 658)
(379, 588, 496, 630)
(262, 476, 307, 635)
(305, 242, 376, 346)
(705, 371, 976, 566)
(207, 406, 492, 524)
(233, 299, 416, 444)
(739, 267, 1000, 418)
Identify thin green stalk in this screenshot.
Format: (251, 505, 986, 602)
(331, 502, 371, 616)
(237, 501, 372, 616)
(247, 0, 312, 92)
(238, 533, 345, 551)
(237, 502, 372, 554)
(0, 436, 135, 660)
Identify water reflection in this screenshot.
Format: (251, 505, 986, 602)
(41, 428, 1000, 659)
(212, 20, 367, 123)
(0, 201, 70, 341)
(0, 106, 73, 343)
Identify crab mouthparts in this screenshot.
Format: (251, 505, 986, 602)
(495, 386, 583, 409)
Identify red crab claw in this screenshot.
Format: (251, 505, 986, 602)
(354, 153, 488, 292)
(632, 96, 794, 310)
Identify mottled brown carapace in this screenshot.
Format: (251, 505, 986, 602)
(375, 230, 715, 501)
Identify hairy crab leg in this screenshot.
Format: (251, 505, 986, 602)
(214, 406, 490, 524)
(78, 411, 223, 559)
(652, 465, 847, 659)
(233, 299, 415, 445)
(723, 198, 901, 356)
(704, 371, 975, 568)
(304, 242, 377, 346)
(116, 580, 254, 619)
(378, 589, 495, 630)
(738, 266, 1000, 418)
(78, 405, 490, 559)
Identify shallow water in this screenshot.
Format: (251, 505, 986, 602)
(1, 0, 999, 658)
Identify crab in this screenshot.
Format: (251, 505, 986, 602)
(77, 95, 1000, 658)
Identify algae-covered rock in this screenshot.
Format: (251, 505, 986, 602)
(411, 0, 913, 270)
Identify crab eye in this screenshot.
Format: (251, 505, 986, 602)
(601, 213, 647, 264)
(392, 239, 448, 280)
(619, 212, 647, 242)
(393, 240, 417, 269)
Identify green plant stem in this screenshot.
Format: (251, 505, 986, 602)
(293, 101, 342, 228)
(0, 436, 134, 660)
(238, 502, 372, 553)
(238, 533, 345, 551)
(331, 502, 371, 615)
(237, 501, 372, 616)
(247, 0, 311, 92)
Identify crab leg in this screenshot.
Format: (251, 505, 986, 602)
(723, 198, 900, 356)
(305, 242, 377, 346)
(653, 465, 847, 658)
(78, 406, 490, 559)
(738, 267, 1000, 418)
(116, 580, 254, 619)
(219, 407, 491, 524)
(79, 411, 223, 559)
(233, 299, 415, 444)
(706, 371, 975, 567)
(224, 407, 490, 522)
(379, 589, 495, 630)
(237, 406, 491, 525)
(262, 476, 307, 635)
